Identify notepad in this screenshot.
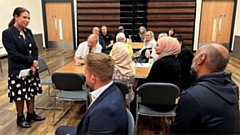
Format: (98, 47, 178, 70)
(18, 69, 31, 78)
(136, 63, 151, 68)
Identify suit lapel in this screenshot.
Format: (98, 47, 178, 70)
(11, 26, 29, 52)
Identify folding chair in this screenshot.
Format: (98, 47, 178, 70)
(114, 80, 131, 108)
(51, 72, 88, 125)
(135, 83, 180, 133)
(35, 56, 54, 109)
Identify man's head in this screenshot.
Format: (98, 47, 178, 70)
(84, 53, 115, 90)
(92, 27, 100, 35)
(116, 33, 126, 43)
(118, 26, 124, 32)
(191, 44, 230, 78)
(101, 25, 107, 35)
(87, 34, 99, 49)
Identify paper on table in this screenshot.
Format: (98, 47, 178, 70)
(136, 63, 150, 68)
(18, 69, 31, 78)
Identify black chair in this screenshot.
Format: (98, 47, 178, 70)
(51, 72, 88, 125)
(114, 80, 131, 108)
(135, 83, 180, 132)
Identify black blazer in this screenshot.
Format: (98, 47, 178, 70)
(146, 55, 181, 87)
(2, 26, 38, 75)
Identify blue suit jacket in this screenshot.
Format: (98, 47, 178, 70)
(2, 25, 38, 75)
(77, 83, 127, 134)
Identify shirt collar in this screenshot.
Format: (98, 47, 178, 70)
(90, 81, 113, 104)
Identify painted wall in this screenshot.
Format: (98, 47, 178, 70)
(0, 0, 44, 47)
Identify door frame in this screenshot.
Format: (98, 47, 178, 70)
(198, 0, 238, 51)
(42, 0, 76, 49)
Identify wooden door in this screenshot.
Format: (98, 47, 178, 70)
(199, 0, 234, 44)
(45, 2, 73, 41)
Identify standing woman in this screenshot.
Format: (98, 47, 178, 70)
(2, 7, 45, 128)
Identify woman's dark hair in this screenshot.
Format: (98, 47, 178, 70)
(8, 7, 30, 27)
(168, 28, 176, 37)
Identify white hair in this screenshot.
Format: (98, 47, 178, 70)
(116, 32, 126, 41)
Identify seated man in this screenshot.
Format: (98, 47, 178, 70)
(171, 44, 239, 134)
(74, 34, 102, 64)
(92, 27, 106, 52)
(56, 53, 128, 135)
(101, 25, 114, 54)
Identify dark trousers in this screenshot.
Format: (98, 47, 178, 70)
(55, 126, 77, 135)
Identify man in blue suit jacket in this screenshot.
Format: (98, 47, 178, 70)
(55, 53, 127, 135)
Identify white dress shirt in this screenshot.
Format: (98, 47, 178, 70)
(89, 81, 113, 107)
(75, 41, 102, 58)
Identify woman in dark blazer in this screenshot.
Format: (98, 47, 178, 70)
(2, 7, 45, 128)
(146, 37, 181, 87)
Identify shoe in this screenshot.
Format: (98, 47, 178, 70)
(26, 111, 45, 122)
(17, 115, 31, 128)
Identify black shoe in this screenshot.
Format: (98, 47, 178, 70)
(17, 115, 31, 128)
(26, 111, 45, 122)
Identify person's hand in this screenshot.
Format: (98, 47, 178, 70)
(145, 49, 151, 58)
(30, 66, 37, 74)
(32, 60, 38, 68)
(75, 59, 85, 66)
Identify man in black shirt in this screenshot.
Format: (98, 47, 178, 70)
(101, 25, 114, 54)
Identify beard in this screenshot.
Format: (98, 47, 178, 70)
(190, 61, 198, 78)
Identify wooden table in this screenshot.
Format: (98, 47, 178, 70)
(56, 62, 150, 79)
(131, 42, 144, 50)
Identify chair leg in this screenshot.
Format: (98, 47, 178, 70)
(53, 97, 56, 124)
(0, 58, 2, 72)
(35, 85, 61, 110)
(53, 100, 71, 126)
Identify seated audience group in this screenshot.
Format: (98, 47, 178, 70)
(67, 25, 239, 134)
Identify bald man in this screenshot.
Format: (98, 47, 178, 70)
(74, 34, 102, 64)
(171, 44, 239, 134)
(92, 27, 106, 52)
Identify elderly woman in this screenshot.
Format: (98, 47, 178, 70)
(109, 33, 133, 57)
(112, 42, 135, 103)
(135, 26, 146, 42)
(145, 37, 181, 87)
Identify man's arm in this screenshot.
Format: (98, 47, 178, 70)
(171, 92, 202, 134)
(74, 43, 84, 63)
(107, 40, 114, 48)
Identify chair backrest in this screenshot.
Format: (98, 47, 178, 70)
(52, 72, 85, 91)
(113, 80, 129, 100)
(38, 57, 49, 73)
(126, 108, 135, 135)
(138, 83, 180, 106)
